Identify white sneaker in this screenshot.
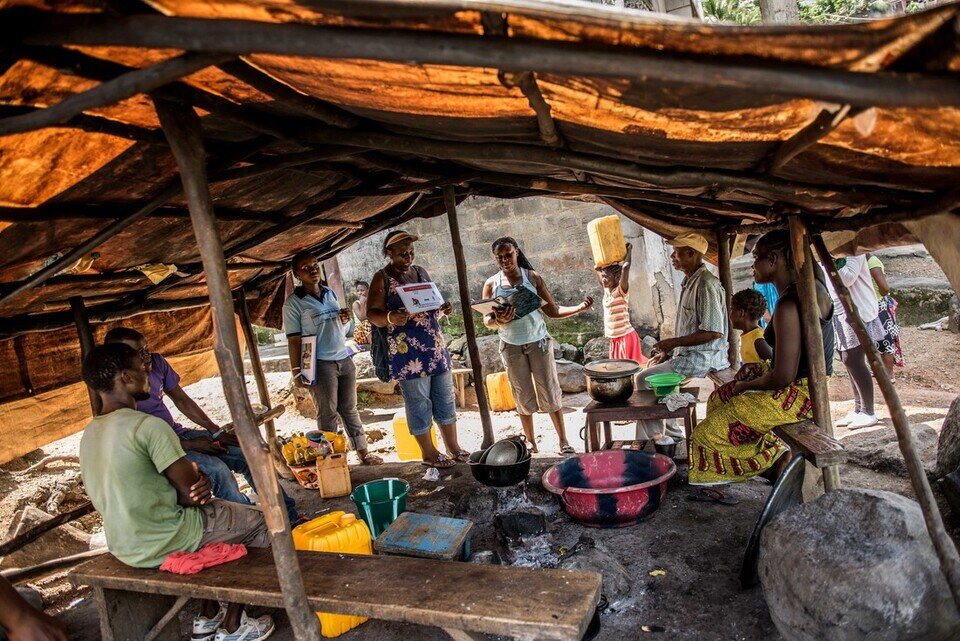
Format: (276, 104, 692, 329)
(849, 413, 879, 430)
(193, 606, 226, 641)
(215, 612, 275, 641)
(835, 410, 859, 427)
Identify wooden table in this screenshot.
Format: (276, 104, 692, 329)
(582, 387, 698, 452)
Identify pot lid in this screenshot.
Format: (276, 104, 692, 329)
(583, 359, 642, 378)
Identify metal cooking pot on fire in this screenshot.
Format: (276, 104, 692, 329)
(583, 359, 642, 404)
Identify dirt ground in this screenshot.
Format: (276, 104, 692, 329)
(2, 327, 959, 640)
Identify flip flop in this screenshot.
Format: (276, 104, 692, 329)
(686, 487, 740, 505)
(450, 450, 471, 463)
(422, 454, 456, 469)
(559, 444, 576, 455)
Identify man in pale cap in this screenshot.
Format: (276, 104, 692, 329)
(635, 231, 729, 440)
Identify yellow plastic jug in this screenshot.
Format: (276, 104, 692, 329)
(292, 512, 372, 637)
(322, 431, 348, 454)
(587, 215, 627, 268)
(392, 415, 438, 461)
(485, 372, 516, 412)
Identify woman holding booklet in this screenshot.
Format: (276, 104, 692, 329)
(481, 237, 594, 454)
(367, 230, 470, 469)
(284, 251, 382, 465)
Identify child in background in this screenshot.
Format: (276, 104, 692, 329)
(731, 288, 772, 365)
(597, 242, 647, 366)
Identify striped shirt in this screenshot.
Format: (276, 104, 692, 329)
(670, 264, 730, 376)
(603, 286, 633, 339)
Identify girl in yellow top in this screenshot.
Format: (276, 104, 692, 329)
(732, 289, 772, 364)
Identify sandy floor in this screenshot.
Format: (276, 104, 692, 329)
(2, 327, 958, 640)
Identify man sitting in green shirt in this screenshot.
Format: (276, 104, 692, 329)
(80, 343, 276, 641)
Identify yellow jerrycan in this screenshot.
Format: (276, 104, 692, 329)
(392, 414, 439, 461)
(485, 372, 517, 412)
(587, 215, 627, 268)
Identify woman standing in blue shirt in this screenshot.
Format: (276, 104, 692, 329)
(284, 251, 382, 465)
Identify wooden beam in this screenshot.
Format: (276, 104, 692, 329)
(0, 204, 363, 227)
(301, 126, 915, 207)
(443, 186, 494, 449)
(155, 97, 322, 641)
(0, 52, 232, 136)
(69, 296, 101, 416)
(812, 233, 960, 609)
(0, 104, 164, 143)
(1, 549, 107, 585)
(787, 217, 839, 492)
(217, 60, 360, 128)
(502, 71, 563, 147)
(714, 230, 738, 368)
(764, 106, 863, 174)
(143, 596, 191, 641)
(0, 500, 95, 558)
(236, 288, 292, 480)
(20, 14, 960, 108)
(472, 172, 770, 217)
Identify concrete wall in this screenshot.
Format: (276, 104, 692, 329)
(336, 196, 682, 336)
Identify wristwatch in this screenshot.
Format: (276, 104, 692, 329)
(210, 429, 224, 440)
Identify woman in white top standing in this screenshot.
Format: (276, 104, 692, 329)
(823, 254, 886, 429)
(482, 237, 593, 454)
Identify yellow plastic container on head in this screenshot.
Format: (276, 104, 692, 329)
(292, 511, 372, 638)
(392, 415, 438, 461)
(485, 372, 517, 412)
(587, 215, 627, 268)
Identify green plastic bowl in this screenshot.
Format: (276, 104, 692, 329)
(351, 478, 409, 537)
(645, 372, 685, 398)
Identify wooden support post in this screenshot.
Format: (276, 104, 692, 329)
(69, 296, 101, 416)
(715, 230, 737, 369)
(787, 218, 840, 492)
(235, 288, 292, 480)
(155, 98, 322, 641)
(812, 234, 960, 610)
(443, 186, 495, 449)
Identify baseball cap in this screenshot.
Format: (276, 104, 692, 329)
(668, 232, 709, 255)
(384, 230, 420, 248)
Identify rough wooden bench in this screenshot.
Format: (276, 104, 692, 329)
(773, 420, 846, 468)
(71, 547, 600, 641)
(357, 368, 472, 408)
(707, 368, 737, 387)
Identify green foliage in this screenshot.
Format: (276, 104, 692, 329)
(702, 0, 892, 24)
(544, 317, 603, 347)
(702, 0, 760, 24)
(357, 390, 375, 409)
(440, 312, 496, 338)
(252, 325, 281, 346)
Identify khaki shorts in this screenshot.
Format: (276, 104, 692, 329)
(500, 339, 563, 416)
(199, 500, 271, 549)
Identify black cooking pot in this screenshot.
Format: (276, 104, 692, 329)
(584, 359, 642, 404)
(468, 450, 532, 487)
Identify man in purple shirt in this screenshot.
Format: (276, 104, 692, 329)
(104, 328, 300, 524)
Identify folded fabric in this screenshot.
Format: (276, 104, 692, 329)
(659, 392, 698, 412)
(160, 542, 247, 575)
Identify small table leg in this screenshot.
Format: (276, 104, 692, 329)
(603, 422, 613, 450)
(586, 418, 600, 452)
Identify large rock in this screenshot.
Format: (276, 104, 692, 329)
(448, 335, 468, 356)
(583, 337, 610, 364)
(842, 423, 939, 478)
(555, 360, 587, 393)
(353, 351, 375, 379)
(290, 382, 317, 419)
(462, 335, 504, 375)
(1, 506, 91, 570)
(759, 489, 960, 641)
(559, 535, 631, 601)
(935, 395, 960, 478)
(560, 343, 580, 362)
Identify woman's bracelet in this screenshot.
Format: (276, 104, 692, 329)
(386, 311, 395, 326)
(292, 367, 302, 373)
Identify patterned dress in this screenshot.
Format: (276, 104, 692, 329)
(385, 268, 451, 381)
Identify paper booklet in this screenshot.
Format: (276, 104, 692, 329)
(395, 281, 445, 313)
(300, 335, 317, 385)
(471, 286, 543, 319)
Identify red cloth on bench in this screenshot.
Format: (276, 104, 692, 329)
(159, 542, 247, 575)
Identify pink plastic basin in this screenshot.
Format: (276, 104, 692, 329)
(542, 450, 676, 528)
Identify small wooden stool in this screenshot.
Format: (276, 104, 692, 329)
(374, 512, 474, 561)
(582, 387, 699, 453)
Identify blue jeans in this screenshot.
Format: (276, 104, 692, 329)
(180, 429, 298, 523)
(397, 370, 457, 435)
